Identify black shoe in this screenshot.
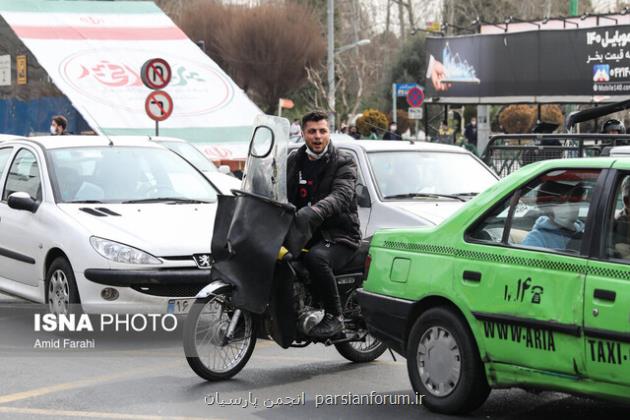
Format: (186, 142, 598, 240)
(310, 313, 344, 338)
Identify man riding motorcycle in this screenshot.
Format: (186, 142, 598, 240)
(287, 111, 362, 337)
(183, 114, 386, 381)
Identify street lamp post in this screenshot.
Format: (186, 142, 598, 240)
(327, 0, 335, 131)
(336, 39, 370, 54)
(326, 0, 370, 132)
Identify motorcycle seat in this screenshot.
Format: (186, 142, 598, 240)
(284, 238, 371, 278)
(334, 239, 370, 276)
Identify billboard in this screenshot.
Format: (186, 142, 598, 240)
(425, 25, 630, 103)
(0, 0, 262, 157)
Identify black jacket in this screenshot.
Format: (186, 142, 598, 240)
(287, 143, 361, 249)
(383, 130, 402, 140)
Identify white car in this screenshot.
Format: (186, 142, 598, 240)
(610, 145, 630, 157)
(0, 134, 21, 142)
(148, 137, 242, 194)
(290, 140, 499, 236)
(0, 136, 219, 314)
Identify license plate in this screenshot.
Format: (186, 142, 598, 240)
(167, 298, 195, 314)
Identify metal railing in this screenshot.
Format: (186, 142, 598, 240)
(482, 134, 630, 177)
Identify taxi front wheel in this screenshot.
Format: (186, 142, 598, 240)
(407, 307, 490, 414)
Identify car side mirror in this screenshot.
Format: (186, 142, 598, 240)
(356, 184, 371, 208)
(218, 165, 232, 175)
(7, 192, 39, 213)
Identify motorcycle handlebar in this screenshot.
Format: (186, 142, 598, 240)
(277, 246, 293, 261)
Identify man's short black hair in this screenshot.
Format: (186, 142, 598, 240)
(301, 111, 328, 129)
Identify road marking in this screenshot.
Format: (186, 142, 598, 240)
(252, 354, 329, 362)
(0, 406, 217, 419)
(0, 363, 180, 404)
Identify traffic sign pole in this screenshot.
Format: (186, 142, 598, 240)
(393, 83, 423, 125)
(392, 83, 397, 124)
(141, 58, 173, 136)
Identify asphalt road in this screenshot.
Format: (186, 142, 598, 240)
(0, 294, 628, 420)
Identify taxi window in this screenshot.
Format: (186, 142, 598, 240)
(606, 173, 630, 260)
(0, 147, 12, 181)
(468, 169, 601, 254)
(467, 195, 512, 243)
(3, 148, 42, 201)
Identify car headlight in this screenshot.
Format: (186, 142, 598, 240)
(89, 237, 162, 265)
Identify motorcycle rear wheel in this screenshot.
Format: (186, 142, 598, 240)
(184, 293, 256, 381)
(335, 290, 387, 362)
(335, 334, 387, 362)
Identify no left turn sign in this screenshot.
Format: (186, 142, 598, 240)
(141, 58, 172, 90)
(145, 90, 174, 122)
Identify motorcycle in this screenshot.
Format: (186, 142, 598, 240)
(183, 115, 387, 381)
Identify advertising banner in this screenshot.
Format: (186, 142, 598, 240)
(0, 0, 261, 154)
(425, 25, 630, 102)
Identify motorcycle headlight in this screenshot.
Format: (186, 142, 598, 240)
(90, 237, 161, 265)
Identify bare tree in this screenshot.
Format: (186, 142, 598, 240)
(302, 0, 402, 122)
(391, 0, 417, 39)
(178, 0, 325, 113)
(444, 0, 594, 31)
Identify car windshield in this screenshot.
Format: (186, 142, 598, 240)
(368, 151, 497, 199)
(160, 141, 218, 173)
(49, 146, 218, 204)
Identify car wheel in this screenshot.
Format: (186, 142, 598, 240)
(46, 257, 81, 314)
(407, 307, 490, 414)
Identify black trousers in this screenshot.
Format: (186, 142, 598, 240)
(302, 241, 355, 316)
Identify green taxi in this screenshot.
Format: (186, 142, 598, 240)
(358, 157, 630, 414)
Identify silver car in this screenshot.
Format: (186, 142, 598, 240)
(292, 139, 498, 236)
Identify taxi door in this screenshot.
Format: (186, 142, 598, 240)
(583, 168, 630, 386)
(457, 168, 603, 375)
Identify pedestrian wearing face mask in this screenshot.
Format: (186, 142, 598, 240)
(522, 181, 586, 251)
(50, 115, 68, 136)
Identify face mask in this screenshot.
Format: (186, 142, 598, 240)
(305, 143, 329, 160)
(50, 125, 56, 135)
(390, 125, 397, 131)
(552, 202, 580, 230)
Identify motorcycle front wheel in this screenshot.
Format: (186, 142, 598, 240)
(183, 292, 256, 381)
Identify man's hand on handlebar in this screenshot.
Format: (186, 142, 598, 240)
(284, 206, 324, 257)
